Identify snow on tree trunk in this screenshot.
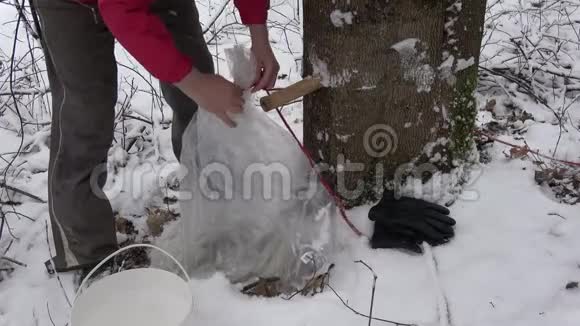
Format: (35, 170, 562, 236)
(303, 0, 486, 206)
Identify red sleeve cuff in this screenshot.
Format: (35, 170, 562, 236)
(234, 0, 269, 24)
(165, 55, 193, 84)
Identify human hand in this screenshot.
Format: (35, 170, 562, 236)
(249, 24, 280, 93)
(175, 68, 243, 127)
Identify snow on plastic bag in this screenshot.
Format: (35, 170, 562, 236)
(178, 46, 337, 290)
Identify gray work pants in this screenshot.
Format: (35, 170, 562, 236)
(34, 0, 214, 271)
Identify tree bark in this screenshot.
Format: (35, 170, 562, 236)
(303, 0, 486, 206)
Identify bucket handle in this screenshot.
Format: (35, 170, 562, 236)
(74, 244, 191, 303)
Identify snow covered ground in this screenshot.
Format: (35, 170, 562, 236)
(1, 1, 579, 326)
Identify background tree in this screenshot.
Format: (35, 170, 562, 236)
(303, 0, 487, 206)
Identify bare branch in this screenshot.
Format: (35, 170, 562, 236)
(0, 181, 46, 203)
(1, 255, 27, 267)
(202, 0, 232, 34)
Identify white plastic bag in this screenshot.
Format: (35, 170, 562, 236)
(179, 46, 337, 290)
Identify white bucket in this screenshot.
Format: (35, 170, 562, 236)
(70, 244, 193, 326)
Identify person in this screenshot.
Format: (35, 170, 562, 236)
(34, 0, 279, 273)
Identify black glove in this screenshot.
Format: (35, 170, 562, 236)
(369, 191, 456, 253)
(370, 229, 424, 254)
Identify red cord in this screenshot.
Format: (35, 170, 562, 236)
(476, 130, 580, 167)
(274, 107, 364, 237)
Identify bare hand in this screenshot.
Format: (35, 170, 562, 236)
(175, 69, 243, 127)
(249, 25, 280, 93)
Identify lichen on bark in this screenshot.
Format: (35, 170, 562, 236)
(449, 71, 478, 162)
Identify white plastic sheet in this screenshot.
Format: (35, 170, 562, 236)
(179, 46, 337, 290)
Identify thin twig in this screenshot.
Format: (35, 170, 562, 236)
(122, 114, 152, 125)
(324, 282, 417, 326)
(355, 260, 378, 326)
(1, 255, 27, 267)
(3, 209, 36, 221)
(548, 212, 567, 219)
(202, 0, 232, 34)
(0, 181, 46, 202)
(46, 302, 56, 326)
(45, 220, 72, 307)
(2, 239, 14, 256)
(0, 88, 49, 96)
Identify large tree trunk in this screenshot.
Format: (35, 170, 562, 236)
(303, 0, 486, 206)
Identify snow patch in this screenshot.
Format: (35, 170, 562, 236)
(310, 52, 355, 87)
(438, 54, 457, 85)
(391, 38, 436, 93)
(336, 133, 354, 142)
(455, 57, 475, 72)
(330, 9, 353, 28)
(357, 85, 377, 91)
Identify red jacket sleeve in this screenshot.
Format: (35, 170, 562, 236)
(99, 0, 193, 83)
(234, 0, 269, 24)
(99, 0, 269, 83)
